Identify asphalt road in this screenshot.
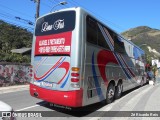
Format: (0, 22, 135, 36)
(1, 80, 160, 120)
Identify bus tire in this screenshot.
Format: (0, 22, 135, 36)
(106, 83, 115, 104)
(115, 82, 123, 99)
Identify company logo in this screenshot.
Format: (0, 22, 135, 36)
(41, 19, 64, 32)
(53, 19, 64, 30)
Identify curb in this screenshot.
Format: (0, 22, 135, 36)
(0, 85, 29, 94)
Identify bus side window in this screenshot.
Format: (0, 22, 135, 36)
(97, 25, 110, 49)
(114, 35, 126, 54)
(86, 17, 97, 45)
(133, 47, 143, 61)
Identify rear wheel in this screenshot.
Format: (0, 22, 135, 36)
(106, 83, 115, 104)
(115, 82, 123, 99)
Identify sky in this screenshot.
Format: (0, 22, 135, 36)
(0, 0, 159, 33)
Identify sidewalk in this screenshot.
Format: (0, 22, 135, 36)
(0, 84, 29, 94)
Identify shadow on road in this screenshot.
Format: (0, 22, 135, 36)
(36, 100, 105, 117)
(36, 84, 148, 117)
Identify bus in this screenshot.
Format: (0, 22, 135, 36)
(30, 7, 147, 108)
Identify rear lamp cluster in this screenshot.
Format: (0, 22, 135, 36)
(71, 67, 80, 88)
(71, 67, 80, 82)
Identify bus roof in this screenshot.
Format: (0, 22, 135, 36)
(36, 7, 144, 53)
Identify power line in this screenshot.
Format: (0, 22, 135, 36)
(53, 0, 68, 9)
(0, 3, 34, 19)
(0, 15, 33, 28)
(3, 20, 34, 30)
(15, 17, 34, 26)
(0, 19, 34, 32)
(0, 2, 35, 33)
(0, 11, 34, 26)
(0, 3, 35, 29)
(67, 0, 77, 7)
(42, 0, 55, 7)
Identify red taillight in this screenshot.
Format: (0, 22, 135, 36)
(71, 78, 79, 82)
(71, 73, 79, 77)
(71, 67, 80, 83)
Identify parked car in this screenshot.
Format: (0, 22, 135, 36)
(0, 101, 15, 120)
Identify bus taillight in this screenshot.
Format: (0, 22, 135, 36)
(71, 67, 80, 72)
(71, 73, 79, 77)
(71, 78, 79, 82)
(71, 67, 80, 88)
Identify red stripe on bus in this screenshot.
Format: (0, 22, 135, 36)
(34, 57, 63, 80)
(97, 50, 118, 86)
(57, 62, 70, 84)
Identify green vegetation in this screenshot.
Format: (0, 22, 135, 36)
(0, 20, 32, 63)
(1, 20, 160, 65)
(121, 26, 160, 64)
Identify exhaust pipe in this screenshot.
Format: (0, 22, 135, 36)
(33, 92, 39, 97)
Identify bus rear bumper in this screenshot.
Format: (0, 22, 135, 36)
(30, 83, 83, 107)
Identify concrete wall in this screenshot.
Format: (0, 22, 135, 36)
(0, 63, 31, 87)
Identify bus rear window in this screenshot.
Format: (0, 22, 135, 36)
(35, 11, 75, 36)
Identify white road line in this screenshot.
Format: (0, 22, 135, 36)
(111, 86, 153, 120)
(0, 88, 29, 94)
(90, 85, 153, 120)
(16, 104, 41, 111)
(15, 105, 40, 111)
(120, 86, 153, 111)
(97, 85, 149, 112)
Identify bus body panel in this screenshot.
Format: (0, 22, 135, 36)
(30, 83, 83, 107)
(33, 56, 70, 90)
(30, 9, 84, 107)
(81, 10, 146, 106)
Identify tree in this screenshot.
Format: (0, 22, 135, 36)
(0, 20, 32, 63)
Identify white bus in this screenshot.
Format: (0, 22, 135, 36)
(30, 7, 147, 108)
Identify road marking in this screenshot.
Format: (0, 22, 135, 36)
(16, 104, 41, 111)
(111, 86, 153, 120)
(90, 85, 153, 120)
(120, 86, 153, 111)
(0, 87, 29, 94)
(97, 85, 150, 111)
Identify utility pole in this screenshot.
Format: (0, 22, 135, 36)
(36, 0, 40, 19)
(31, 0, 40, 19)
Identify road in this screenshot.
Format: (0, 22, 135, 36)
(1, 80, 160, 120)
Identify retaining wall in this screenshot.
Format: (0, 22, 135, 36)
(0, 63, 31, 87)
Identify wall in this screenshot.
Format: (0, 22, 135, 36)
(0, 63, 31, 87)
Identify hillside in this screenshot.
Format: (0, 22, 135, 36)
(0, 21, 160, 63)
(0, 20, 33, 63)
(121, 26, 160, 59)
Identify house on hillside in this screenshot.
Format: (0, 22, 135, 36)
(11, 48, 31, 55)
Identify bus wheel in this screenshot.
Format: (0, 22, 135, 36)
(106, 83, 115, 104)
(115, 82, 123, 99)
